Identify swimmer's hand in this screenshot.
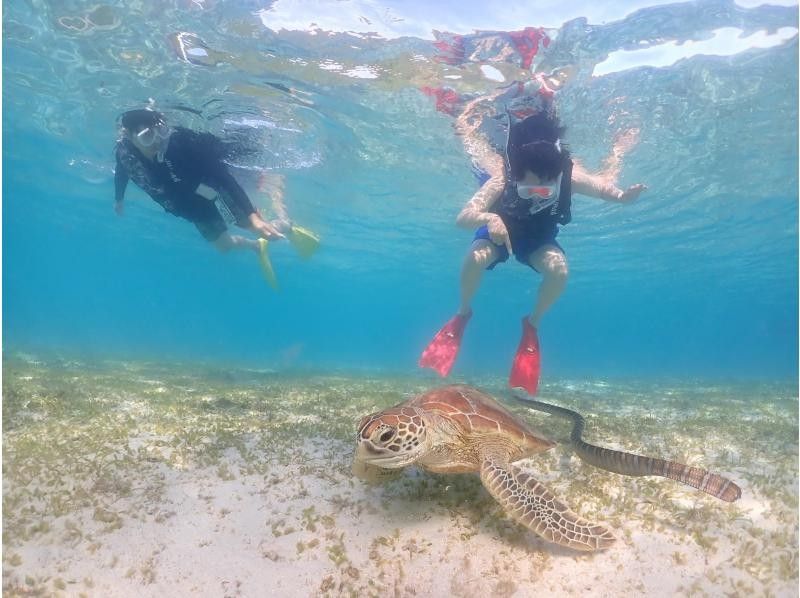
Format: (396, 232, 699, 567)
(487, 214, 513, 255)
(114, 200, 124, 216)
(249, 213, 286, 240)
(259, 221, 286, 240)
(616, 184, 647, 204)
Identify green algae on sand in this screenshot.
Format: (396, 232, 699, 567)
(2, 355, 797, 597)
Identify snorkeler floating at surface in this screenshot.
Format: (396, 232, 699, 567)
(114, 109, 319, 288)
(419, 30, 646, 396)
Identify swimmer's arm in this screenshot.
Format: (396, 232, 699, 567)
(210, 163, 258, 216)
(114, 157, 128, 215)
(454, 89, 506, 163)
(571, 164, 647, 204)
(455, 87, 506, 133)
(456, 175, 505, 229)
(258, 173, 289, 224)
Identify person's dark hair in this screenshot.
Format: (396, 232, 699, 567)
(119, 107, 259, 164)
(507, 112, 569, 182)
(120, 109, 165, 132)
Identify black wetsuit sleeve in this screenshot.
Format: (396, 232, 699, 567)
(208, 161, 257, 216)
(114, 151, 129, 202)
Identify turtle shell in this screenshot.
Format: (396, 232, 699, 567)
(408, 384, 554, 455)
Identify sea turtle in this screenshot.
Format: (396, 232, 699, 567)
(353, 384, 741, 552)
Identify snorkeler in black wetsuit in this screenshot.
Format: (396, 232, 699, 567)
(114, 109, 321, 288)
(114, 109, 286, 250)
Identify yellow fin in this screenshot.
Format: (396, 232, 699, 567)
(257, 239, 279, 289)
(289, 225, 320, 259)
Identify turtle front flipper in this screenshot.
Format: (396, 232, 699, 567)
(479, 458, 615, 552)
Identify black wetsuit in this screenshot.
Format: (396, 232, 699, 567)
(114, 127, 256, 241)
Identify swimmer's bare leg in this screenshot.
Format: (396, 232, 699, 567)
(214, 232, 260, 254)
(258, 172, 291, 229)
(459, 239, 500, 315)
(527, 245, 569, 327)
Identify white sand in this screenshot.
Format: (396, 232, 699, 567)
(4, 437, 796, 597)
(3, 362, 796, 597)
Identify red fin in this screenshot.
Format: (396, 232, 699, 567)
(419, 312, 472, 377)
(509, 317, 540, 395)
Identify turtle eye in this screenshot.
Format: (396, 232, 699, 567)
(378, 429, 394, 443)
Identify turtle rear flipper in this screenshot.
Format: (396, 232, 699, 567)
(480, 458, 615, 552)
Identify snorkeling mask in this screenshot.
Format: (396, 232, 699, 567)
(134, 120, 171, 148)
(516, 173, 561, 200)
(516, 172, 562, 214)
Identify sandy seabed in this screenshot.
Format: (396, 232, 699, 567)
(2, 355, 797, 597)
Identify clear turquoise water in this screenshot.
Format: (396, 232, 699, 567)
(3, 2, 798, 382)
(2, 3, 799, 594)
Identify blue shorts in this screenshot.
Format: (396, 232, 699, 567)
(473, 164, 492, 186)
(473, 223, 562, 270)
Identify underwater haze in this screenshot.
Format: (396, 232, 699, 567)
(4, 0, 798, 380)
(3, 0, 799, 597)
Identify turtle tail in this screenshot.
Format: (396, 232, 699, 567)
(514, 398, 742, 503)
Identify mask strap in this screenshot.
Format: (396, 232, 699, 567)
(504, 109, 514, 173)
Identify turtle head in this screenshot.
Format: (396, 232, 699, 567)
(354, 407, 427, 470)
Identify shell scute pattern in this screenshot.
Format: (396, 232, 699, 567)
(409, 384, 553, 454)
(353, 384, 739, 552)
